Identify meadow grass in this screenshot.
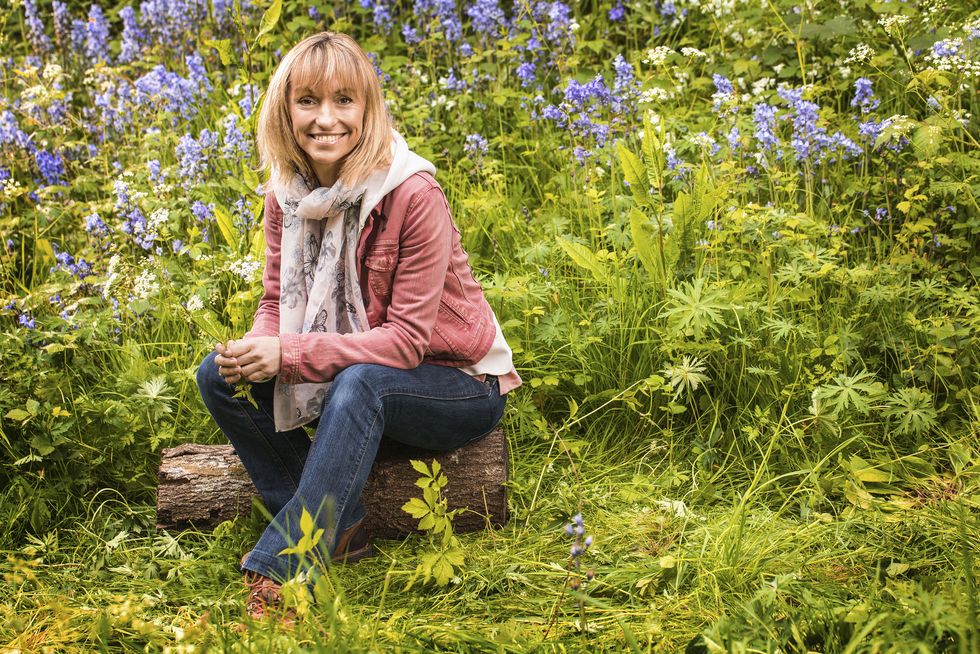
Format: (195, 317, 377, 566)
(2, 0, 980, 650)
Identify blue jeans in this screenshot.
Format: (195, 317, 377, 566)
(196, 351, 506, 582)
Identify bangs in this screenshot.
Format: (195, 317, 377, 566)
(287, 43, 373, 100)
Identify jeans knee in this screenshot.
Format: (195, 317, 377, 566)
(196, 350, 225, 402)
(330, 364, 385, 406)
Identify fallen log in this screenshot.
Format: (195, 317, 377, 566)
(156, 428, 508, 538)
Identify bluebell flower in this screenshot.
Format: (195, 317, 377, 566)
(192, 200, 214, 222)
(850, 77, 879, 114)
(85, 212, 109, 235)
(222, 114, 252, 158)
(85, 5, 111, 63)
(373, 3, 394, 31)
(186, 53, 213, 95)
(70, 18, 88, 54)
(464, 133, 489, 161)
(309, 5, 320, 19)
(0, 111, 34, 151)
(857, 119, 882, 144)
(516, 61, 537, 87)
(466, 0, 504, 38)
(726, 126, 741, 151)
(52, 1, 72, 49)
(752, 103, 778, 151)
(119, 6, 146, 64)
(401, 24, 421, 45)
(608, 2, 625, 21)
(932, 40, 959, 57)
(35, 149, 67, 186)
(23, 0, 53, 54)
(18, 312, 36, 330)
(148, 160, 163, 181)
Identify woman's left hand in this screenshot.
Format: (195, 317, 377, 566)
(224, 337, 282, 383)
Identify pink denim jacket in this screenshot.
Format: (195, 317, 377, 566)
(247, 172, 497, 384)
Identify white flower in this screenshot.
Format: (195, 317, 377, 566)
(643, 46, 674, 66)
(844, 43, 875, 64)
(148, 208, 169, 229)
(133, 269, 159, 300)
(186, 295, 204, 312)
(878, 14, 909, 36)
(229, 256, 262, 281)
(680, 47, 707, 58)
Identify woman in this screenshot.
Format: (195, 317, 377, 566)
(196, 32, 520, 621)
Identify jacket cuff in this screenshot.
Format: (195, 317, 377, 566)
(278, 332, 302, 384)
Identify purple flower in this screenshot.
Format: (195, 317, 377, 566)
(401, 24, 421, 44)
(516, 61, 537, 87)
(466, 0, 504, 37)
(0, 111, 34, 151)
(932, 40, 959, 57)
(464, 133, 489, 160)
(52, 1, 72, 49)
(752, 103, 778, 151)
(191, 200, 214, 222)
(119, 6, 146, 64)
(85, 212, 109, 235)
(608, 2, 625, 21)
(85, 5, 111, 63)
(727, 125, 741, 151)
(23, 0, 53, 54)
(35, 149, 67, 186)
(851, 77, 879, 114)
(308, 5, 320, 19)
(18, 312, 36, 330)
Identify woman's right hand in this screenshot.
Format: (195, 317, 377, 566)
(214, 341, 243, 384)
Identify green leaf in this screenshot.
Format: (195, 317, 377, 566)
(557, 237, 611, 285)
(5, 408, 31, 422)
(410, 459, 430, 475)
(401, 498, 430, 519)
(255, 0, 282, 40)
(213, 205, 238, 248)
(629, 207, 661, 281)
(616, 141, 649, 204)
(205, 39, 232, 66)
(299, 508, 314, 537)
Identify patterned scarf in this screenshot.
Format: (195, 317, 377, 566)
(272, 174, 370, 431)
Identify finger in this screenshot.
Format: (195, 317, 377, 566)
(215, 353, 238, 367)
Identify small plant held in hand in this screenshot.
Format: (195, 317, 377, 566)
(401, 459, 465, 587)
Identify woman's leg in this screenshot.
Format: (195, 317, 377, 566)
(241, 363, 506, 582)
(196, 350, 312, 518)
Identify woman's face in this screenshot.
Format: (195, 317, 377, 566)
(288, 78, 365, 187)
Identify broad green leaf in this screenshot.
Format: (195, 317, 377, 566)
(213, 205, 237, 248)
(616, 141, 649, 204)
(205, 39, 232, 66)
(5, 408, 31, 421)
(300, 508, 314, 537)
(629, 207, 661, 280)
(410, 459, 430, 475)
(557, 237, 610, 284)
(256, 0, 282, 40)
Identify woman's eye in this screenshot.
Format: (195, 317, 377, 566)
(337, 96, 353, 105)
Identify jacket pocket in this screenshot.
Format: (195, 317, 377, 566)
(432, 296, 485, 361)
(363, 241, 398, 299)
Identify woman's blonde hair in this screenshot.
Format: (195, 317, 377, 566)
(256, 32, 393, 189)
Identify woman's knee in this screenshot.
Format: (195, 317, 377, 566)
(329, 364, 387, 404)
(196, 350, 225, 401)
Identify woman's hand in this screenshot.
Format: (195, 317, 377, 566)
(214, 337, 281, 384)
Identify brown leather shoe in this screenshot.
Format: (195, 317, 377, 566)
(242, 570, 295, 628)
(331, 519, 375, 563)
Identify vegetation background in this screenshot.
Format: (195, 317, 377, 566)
(1, 0, 978, 650)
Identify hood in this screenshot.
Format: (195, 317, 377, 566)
(356, 130, 435, 227)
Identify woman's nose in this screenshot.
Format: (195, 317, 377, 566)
(315, 104, 336, 126)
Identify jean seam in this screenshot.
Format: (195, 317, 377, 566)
(330, 403, 384, 546)
(231, 391, 303, 494)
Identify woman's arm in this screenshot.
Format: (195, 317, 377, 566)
(278, 182, 452, 384)
(243, 193, 283, 338)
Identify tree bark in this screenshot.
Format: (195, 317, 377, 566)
(156, 428, 508, 538)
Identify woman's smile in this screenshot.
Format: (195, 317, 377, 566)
(289, 81, 364, 186)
